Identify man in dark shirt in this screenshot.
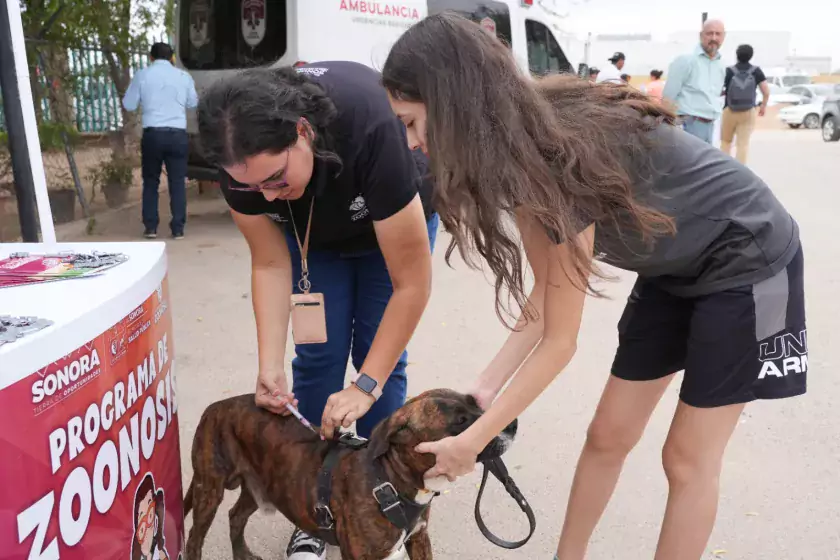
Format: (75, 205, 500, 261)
(720, 44, 770, 164)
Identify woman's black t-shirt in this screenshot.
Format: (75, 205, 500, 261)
(220, 60, 434, 253)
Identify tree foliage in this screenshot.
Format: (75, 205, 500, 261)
(17, 0, 169, 152)
(19, 0, 167, 52)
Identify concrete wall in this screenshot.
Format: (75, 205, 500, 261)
(786, 56, 833, 74)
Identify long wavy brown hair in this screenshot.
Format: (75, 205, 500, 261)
(382, 12, 677, 327)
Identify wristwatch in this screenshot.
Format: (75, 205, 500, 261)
(351, 373, 382, 401)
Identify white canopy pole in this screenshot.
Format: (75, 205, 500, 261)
(5, 0, 56, 244)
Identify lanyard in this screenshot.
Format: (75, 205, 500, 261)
(287, 198, 315, 293)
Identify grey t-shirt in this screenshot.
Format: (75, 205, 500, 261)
(592, 124, 799, 296)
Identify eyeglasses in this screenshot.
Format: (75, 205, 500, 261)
(226, 148, 292, 192)
(136, 499, 156, 542)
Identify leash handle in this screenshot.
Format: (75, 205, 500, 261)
(474, 458, 536, 550)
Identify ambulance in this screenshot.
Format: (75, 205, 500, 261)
(176, 0, 584, 180)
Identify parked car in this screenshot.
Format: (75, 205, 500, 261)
(821, 97, 840, 142)
(766, 83, 806, 107)
(763, 70, 812, 91)
(777, 85, 840, 129)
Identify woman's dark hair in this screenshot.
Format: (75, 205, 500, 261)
(650, 69, 664, 80)
(736, 44, 754, 64)
(197, 66, 340, 168)
(382, 12, 677, 327)
(131, 473, 166, 560)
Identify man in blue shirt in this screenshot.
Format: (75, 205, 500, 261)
(123, 42, 198, 239)
(662, 20, 727, 144)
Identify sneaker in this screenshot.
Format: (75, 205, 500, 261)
(172, 232, 185, 240)
(143, 230, 157, 239)
(286, 528, 326, 560)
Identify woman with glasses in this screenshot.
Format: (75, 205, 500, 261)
(197, 61, 438, 560)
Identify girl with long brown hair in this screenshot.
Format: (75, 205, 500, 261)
(382, 12, 805, 560)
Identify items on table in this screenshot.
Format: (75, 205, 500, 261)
(0, 315, 54, 347)
(0, 251, 129, 288)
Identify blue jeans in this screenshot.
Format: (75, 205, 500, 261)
(680, 115, 715, 144)
(286, 213, 440, 438)
(141, 127, 188, 234)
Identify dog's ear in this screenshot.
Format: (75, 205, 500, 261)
(368, 414, 414, 458)
(368, 422, 392, 458)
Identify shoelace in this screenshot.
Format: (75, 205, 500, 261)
(290, 530, 324, 552)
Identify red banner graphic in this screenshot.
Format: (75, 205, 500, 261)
(0, 278, 184, 560)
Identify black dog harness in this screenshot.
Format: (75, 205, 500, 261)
(312, 432, 536, 550)
(313, 432, 436, 547)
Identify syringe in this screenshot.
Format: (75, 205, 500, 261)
(284, 402, 318, 434)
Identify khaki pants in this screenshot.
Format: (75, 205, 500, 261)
(720, 107, 756, 164)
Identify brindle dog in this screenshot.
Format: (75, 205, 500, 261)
(184, 389, 517, 560)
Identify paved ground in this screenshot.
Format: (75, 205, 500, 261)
(61, 128, 839, 559)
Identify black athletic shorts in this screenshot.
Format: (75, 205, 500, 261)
(611, 246, 807, 408)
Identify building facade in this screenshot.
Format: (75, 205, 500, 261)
(586, 30, 823, 76)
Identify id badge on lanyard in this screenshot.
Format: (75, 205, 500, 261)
(288, 199, 327, 344)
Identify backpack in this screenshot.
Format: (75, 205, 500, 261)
(726, 65, 758, 112)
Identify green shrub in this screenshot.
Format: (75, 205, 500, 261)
(88, 158, 134, 190)
(0, 123, 79, 152)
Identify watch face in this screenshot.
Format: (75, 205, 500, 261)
(355, 374, 377, 394)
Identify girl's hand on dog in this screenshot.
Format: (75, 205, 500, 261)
(470, 384, 498, 411)
(416, 435, 481, 482)
(255, 369, 298, 415)
(321, 386, 375, 439)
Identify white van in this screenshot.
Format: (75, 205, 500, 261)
(763, 68, 813, 91)
(176, 0, 583, 180)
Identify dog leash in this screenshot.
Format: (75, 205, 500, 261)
(474, 457, 536, 549)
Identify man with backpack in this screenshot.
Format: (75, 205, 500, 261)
(720, 44, 770, 164)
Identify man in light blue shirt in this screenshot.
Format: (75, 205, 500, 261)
(662, 20, 727, 144)
(123, 42, 198, 239)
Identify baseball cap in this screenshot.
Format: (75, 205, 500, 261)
(589, 67, 600, 74)
(608, 52, 626, 63)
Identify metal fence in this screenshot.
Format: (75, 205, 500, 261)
(69, 46, 152, 132)
(0, 41, 156, 133)
(0, 38, 169, 240)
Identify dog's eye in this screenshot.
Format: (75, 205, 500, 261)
(455, 414, 470, 426)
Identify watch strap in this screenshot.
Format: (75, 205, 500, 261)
(352, 372, 382, 400)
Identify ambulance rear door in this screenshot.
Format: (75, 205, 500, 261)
(177, 0, 298, 179)
(296, 1, 429, 69)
